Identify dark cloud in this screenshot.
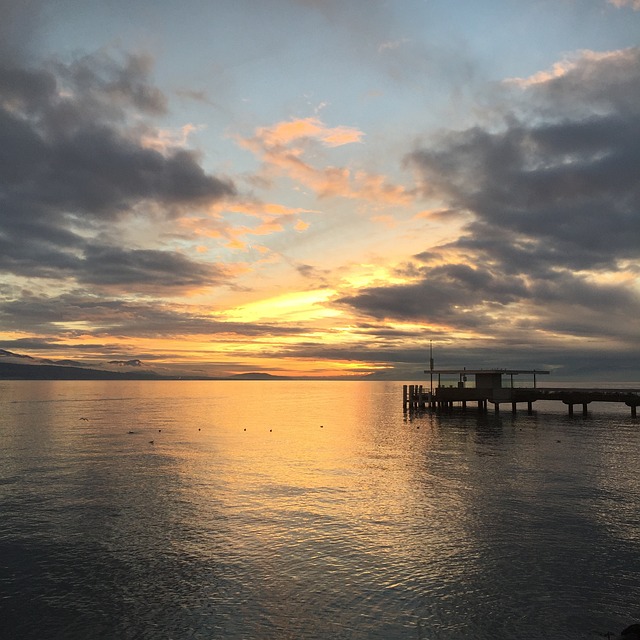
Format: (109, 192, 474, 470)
(338, 262, 530, 328)
(295, 262, 331, 286)
(409, 115, 639, 271)
(248, 338, 640, 381)
(0, 49, 235, 290)
(340, 47, 640, 359)
(0, 293, 308, 338)
(79, 246, 227, 289)
(408, 49, 640, 273)
(515, 48, 640, 119)
(60, 51, 168, 116)
(454, 342, 640, 382)
(0, 0, 46, 63)
(35, 128, 232, 216)
(1, 338, 81, 351)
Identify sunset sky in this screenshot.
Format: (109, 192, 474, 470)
(1, 0, 639, 379)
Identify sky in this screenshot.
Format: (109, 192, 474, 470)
(1, 0, 639, 380)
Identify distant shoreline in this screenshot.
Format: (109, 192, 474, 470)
(0, 362, 352, 381)
(1, 361, 638, 384)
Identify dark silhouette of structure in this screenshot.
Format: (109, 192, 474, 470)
(402, 367, 639, 417)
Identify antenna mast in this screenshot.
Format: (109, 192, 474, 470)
(429, 340, 434, 396)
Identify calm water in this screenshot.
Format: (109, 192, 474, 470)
(1, 380, 640, 640)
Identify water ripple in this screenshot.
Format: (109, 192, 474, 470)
(2, 381, 640, 639)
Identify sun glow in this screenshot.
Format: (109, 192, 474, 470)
(342, 264, 412, 289)
(223, 289, 339, 323)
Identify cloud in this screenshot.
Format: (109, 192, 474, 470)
(409, 49, 640, 273)
(0, 0, 46, 63)
(239, 117, 410, 204)
(0, 292, 310, 339)
(340, 47, 640, 353)
(504, 48, 640, 117)
(0, 50, 235, 291)
(338, 262, 529, 328)
(79, 246, 230, 291)
(608, 0, 640, 9)
(175, 200, 316, 252)
(255, 116, 364, 148)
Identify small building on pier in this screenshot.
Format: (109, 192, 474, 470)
(425, 368, 549, 412)
(429, 368, 548, 392)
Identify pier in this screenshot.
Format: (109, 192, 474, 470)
(403, 369, 640, 417)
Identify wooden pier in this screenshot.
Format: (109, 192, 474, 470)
(404, 369, 640, 417)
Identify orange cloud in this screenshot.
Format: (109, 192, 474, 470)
(240, 118, 410, 204)
(505, 49, 637, 88)
(177, 216, 226, 239)
(256, 116, 364, 148)
(220, 201, 317, 217)
(354, 171, 410, 205)
(177, 199, 316, 249)
(608, 0, 640, 9)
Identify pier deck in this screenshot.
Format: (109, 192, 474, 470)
(404, 384, 640, 416)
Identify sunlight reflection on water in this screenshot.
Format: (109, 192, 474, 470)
(1, 380, 640, 639)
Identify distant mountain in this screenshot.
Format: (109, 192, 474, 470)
(0, 361, 165, 380)
(0, 349, 163, 380)
(0, 348, 34, 360)
(0, 349, 362, 381)
(49, 359, 93, 367)
(229, 372, 288, 380)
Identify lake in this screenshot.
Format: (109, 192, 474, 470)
(1, 380, 639, 639)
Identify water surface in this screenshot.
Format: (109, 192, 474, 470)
(1, 380, 639, 639)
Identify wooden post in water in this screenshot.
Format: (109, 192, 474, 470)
(403, 385, 408, 411)
(582, 403, 588, 416)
